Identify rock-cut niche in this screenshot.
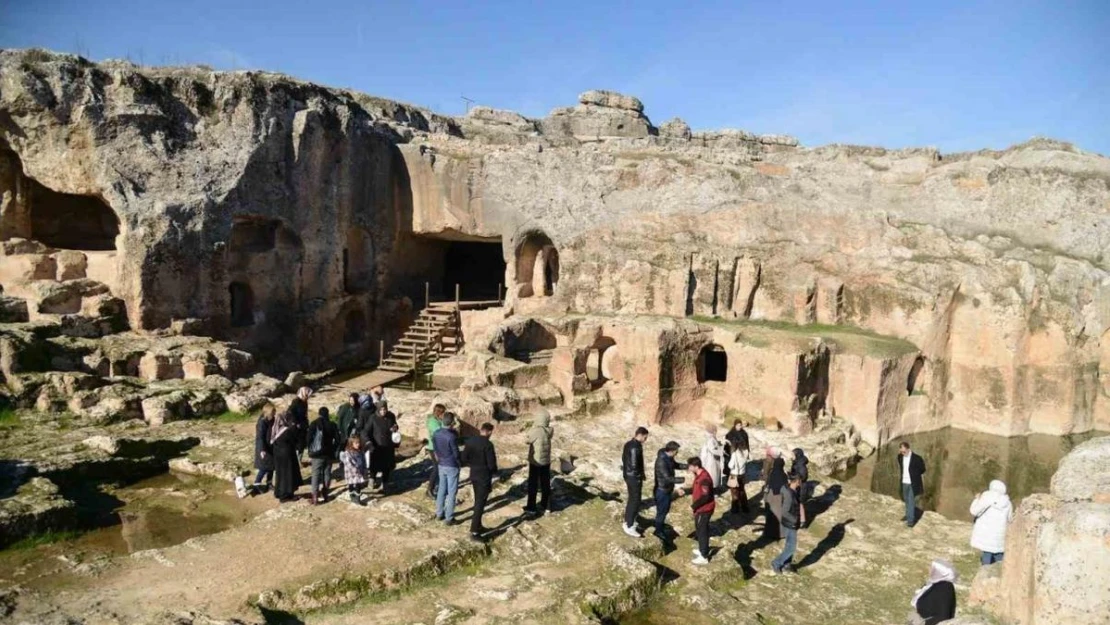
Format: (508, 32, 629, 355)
(697, 343, 728, 383)
(515, 231, 559, 298)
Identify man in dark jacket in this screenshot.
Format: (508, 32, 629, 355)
(433, 413, 461, 524)
(306, 407, 340, 505)
(461, 422, 498, 540)
(365, 402, 399, 492)
(652, 441, 686, 543)
(621, 427, 649, 537)
(336, 393, 360, 445)
(771, 472, 806, 574)
(897, 442, 927, 527)
(688, 457, 715, 565)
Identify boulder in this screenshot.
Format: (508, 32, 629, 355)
(284, 371, 306, 390)
(138, 352, 184, 381)
(0, 296, 28, 322)
(141, 390, 195, 426)
(54, 250, 88, 280)
(658, 117, 692, 140)
(0, 477, 77, 549)
(578, 90, 644, 112)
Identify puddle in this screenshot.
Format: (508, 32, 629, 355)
(833, 428, 1107, 520)
(0, 471, 267, 586)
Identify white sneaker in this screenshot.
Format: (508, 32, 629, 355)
(692, 547, 701, 556)
(692, 555, 710, 566)
(622, 524, 641, 538)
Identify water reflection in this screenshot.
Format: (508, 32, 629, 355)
(834, 428, 1107, 520)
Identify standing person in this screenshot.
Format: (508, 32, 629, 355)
(250, 403, 277, 495)
(700, 426, 723, 489)
(306, 407, 340, 505)
(461, 422, 498, 540)
(433, 413, 461, 525)
(792, 448, 810, 525)
(425, 404, 446, 498)
(724, 419, 750, 473)
(969, 480, 1013, 565)
(770, 472, 806, 574)
(763, 448, 787, 540)
(523, 409, 554, 517)
(270, 409, 302, 503)
(897, 442, 927, 527)
(370, 385, 386, 408)
(652, 441, 686, 543)
(909, 560, 957, 625)
(621, 427, 649, 537)
(688, 457, 715, 566)
(336, 393, 360, 445)
(341, 435, 368, 504)
(367, 401, 399, 492)
(289, 387, 313, 466)
(725, 440, 750, 515)
(357, 393, 375, 467)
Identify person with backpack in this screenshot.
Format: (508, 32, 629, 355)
(770, 471, 806, 575)
(523, 409, 554, 517)
(433, 413, 462, 525)
(307, 406, 341, 505)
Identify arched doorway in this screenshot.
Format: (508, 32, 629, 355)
(907, 356, 926, 395)
(27, 179, 120, 251)
(515, 231, 559, 298)
(344, 309, 366, 345)
(697, 344, 728, 383)
(586, 336, 617, 390)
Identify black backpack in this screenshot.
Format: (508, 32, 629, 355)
(308, 423, 326, 457)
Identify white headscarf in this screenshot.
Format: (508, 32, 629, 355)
(297, 386, 313, 401)
(911, 560, 957, 608)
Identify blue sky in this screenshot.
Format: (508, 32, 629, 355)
(2, 0, 1107, 154)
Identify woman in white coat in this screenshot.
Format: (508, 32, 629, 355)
(969, 479, 1013, 565)
(700, 427, 723, 489)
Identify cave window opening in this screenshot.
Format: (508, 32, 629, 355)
(442, 240, 506, 301)
(229, 282, 254, 327)
(515, 231, 558, 298)
(26, 178, 120, 251)
(697, 344, 728, 383)
(342, 248, 350, 293)
(586, 337, 617, 390)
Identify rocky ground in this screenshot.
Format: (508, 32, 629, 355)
(0, 383, 998, 625)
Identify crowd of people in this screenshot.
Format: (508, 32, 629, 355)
(247, 389, 1012, 624)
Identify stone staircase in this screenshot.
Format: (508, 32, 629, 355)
(379, 302, 461, 375)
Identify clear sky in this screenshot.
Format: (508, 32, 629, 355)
(2, 0, 1107, 154)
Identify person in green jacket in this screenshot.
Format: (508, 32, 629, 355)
(425, 403, 446, 498)
(524, 409, 554, 516)
(336, 393, 360, 451)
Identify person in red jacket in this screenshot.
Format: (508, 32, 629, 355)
(687, 457, 716, 566)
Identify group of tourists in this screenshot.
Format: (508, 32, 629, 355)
(250, 385, 399, 504)
(247, 388, 1013, 624)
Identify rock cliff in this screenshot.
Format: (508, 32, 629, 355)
(1, 49, 1108, 440)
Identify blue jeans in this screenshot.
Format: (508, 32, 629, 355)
(772, 526, 797, 571)
(653, 488, 673, 537)
(902, 484, 916, 525)
(981, 551, 1004, 565)
(436, 466, 460, 521)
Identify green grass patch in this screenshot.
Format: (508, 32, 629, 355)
(691, 316, 918, 359)
(4, 529, 83, 551)
(0, 408, 21, 429)
(214, 410, 252, 423)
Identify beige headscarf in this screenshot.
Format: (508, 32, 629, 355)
(297, 386, 313, 402)
(270, 409, 292, 444)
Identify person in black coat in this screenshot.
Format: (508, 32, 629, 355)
(621, 427, 649, 537)
(792, 447, 811, 524)
(461, 422, 498, 540)
(652, 441, 686, 543)
(270, 409, 303, 502)
(911, 560, 957, 624)
(763, 451, 788, 540)
(366, 402, 399, 491)
(250, 403, 277, 495)
(288, 387, 313, 462)
(897, 442, 927, 527)
(306, 407, 341, 504)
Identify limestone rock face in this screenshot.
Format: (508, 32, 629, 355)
(2, 50, 1108, 440)
(971, 435, 1110, 624)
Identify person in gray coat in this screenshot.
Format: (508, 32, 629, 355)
(524, 409, 553, 516)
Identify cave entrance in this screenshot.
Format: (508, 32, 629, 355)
(515, 231, 558, 298)
(697, 344, 728, 383)
(229, 282, 254, 327)
(586, 336, 617, 390)
(442, 240, 505, 301)
(344, 309, 366, 345)
(27, 178, 120, 251)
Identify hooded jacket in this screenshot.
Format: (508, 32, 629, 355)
(792, 448, 809, 483)
(527, 411, 553, 466)
(969, 480, 1013, 554)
